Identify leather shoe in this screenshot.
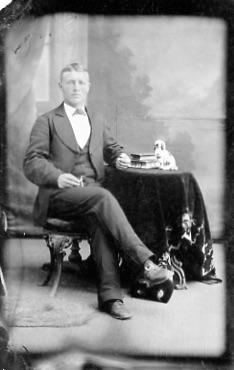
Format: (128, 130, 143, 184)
(101, 300, 132, 320)
(143, 259, 174, 285)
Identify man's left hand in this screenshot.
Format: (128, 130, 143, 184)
(115, 153, 131, 169)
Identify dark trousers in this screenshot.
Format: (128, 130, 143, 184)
(48, 184, 153, 305)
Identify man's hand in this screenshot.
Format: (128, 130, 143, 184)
(115, 153, 131, 169)
(57, 173, 84, 188)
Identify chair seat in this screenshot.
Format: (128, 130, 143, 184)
(44, 217, 89, 235)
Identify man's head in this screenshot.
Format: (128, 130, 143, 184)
(59, 63, 90, 108)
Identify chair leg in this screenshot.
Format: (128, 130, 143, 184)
(68, 237, 82, 264)
(50, 251, 65, 297)
(40, 242, 55, 286)
(41, 234, 72, 296)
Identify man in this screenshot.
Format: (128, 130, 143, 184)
(23, 63, 173, 320)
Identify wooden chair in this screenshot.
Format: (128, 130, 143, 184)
(41, 217, 91, 297)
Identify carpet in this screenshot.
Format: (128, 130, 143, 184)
(1, 240, 227, 358)
(4, 296, 97, 328)
(3, 269, 99, 327)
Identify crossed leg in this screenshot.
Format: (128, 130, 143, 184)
(48, 185, 154, 305)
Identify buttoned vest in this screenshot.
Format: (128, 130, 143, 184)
(71, 138, 96, 185)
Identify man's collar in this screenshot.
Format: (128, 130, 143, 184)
(64, 102, 77, 116)
(64, 102, 86, 116)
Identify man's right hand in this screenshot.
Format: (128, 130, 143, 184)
(57, 173, 84, 188)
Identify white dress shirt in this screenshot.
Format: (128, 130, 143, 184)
(64, 102, 91, 149)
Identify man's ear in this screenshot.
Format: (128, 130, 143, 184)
(58, 81, 62, 89)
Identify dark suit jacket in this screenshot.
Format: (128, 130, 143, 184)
(23, 103, 124, 225)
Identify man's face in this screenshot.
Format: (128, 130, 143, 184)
(59, 70, 90, 108)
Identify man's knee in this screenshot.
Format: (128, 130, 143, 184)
(93, 187, 116, 204)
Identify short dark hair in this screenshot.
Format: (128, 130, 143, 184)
(60, 63, 89, 81)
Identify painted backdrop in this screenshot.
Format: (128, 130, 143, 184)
(6, 14, 226, 238)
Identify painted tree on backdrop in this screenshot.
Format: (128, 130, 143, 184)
(88, 18, 169, 154)
(88, 19, 195, 171)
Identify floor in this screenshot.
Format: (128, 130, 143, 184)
(1, 238, 231, 369)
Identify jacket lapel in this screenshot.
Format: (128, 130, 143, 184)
(52, 104, 101, 153)
(87, 109, 102, 152)
(53, 103, 79, 153)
